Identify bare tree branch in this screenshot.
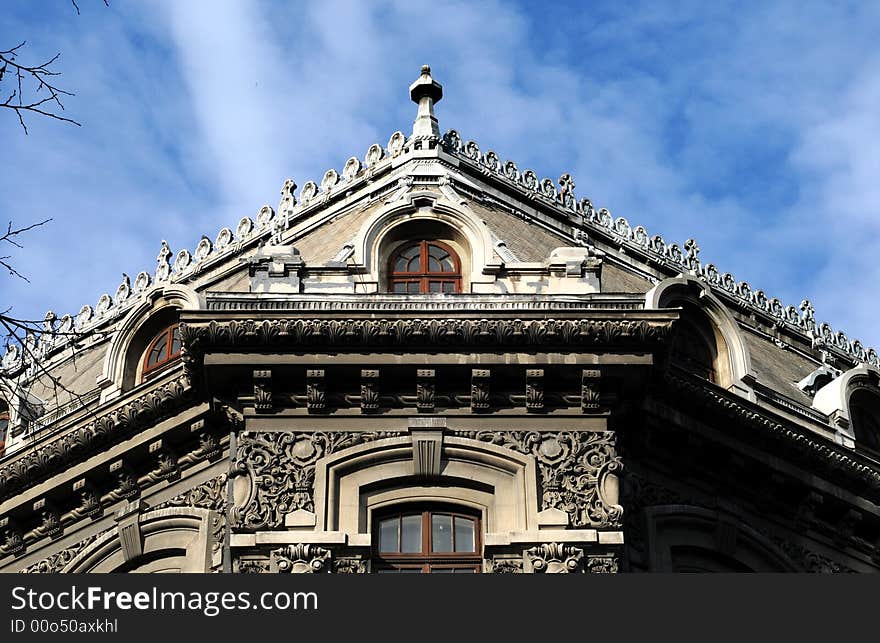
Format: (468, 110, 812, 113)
(0, 219, 51, 281)
(0, 41, 80, 134)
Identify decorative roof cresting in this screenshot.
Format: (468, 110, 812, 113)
(2, 65, 877, 377)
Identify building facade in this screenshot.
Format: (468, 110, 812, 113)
(2, 67, 879, 574)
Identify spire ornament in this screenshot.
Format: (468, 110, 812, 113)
(409, 65, 443, 139)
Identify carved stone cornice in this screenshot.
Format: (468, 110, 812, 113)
(179, 317, 674, 356)
(0, 375, 195, 502)
(661, 372, 880, 500)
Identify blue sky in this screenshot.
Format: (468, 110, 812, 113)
(1, 1, 878, 348)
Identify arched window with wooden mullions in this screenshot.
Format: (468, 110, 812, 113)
(142, 324, 182, 380)
(389, 240, 462, 294)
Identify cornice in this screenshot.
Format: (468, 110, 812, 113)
(178, 315, 676, 355)
(661, 371, 880, 502)
(0, 374, 196, 503)
(202, 293, 646, 313)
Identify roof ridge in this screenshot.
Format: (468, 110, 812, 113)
(438, 128, 878, 371)
(3, 127, 876, 378)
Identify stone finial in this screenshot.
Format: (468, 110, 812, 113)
(409, 65, 443, 138)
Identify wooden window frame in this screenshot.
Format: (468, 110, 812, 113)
(142, 324, 182, 380)
(372, 505, 482, 573)
(389, 240, 462, 294)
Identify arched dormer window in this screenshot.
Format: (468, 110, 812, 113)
(141, 324, 181, 381)
(389, 240, 462, 294)
(850, 389, 880, 452)
(670, 303, 720, 384)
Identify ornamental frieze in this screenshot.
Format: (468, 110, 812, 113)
(18, 531, 106, 574)
(178, 317, 674, 354)
(454, 430, 623, 529)
(232, 431, 403, 530)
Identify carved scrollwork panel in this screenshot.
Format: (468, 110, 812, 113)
(273, 544, 331, 573)
(454, 430, 623, 529)
(232, 431, 404, 531)
(526, 543, 584, 573)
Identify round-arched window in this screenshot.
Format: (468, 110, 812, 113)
(373, 504, 481, 573)
(389, 240, 462, 294)
(670, 307, 719, 383)
(850, 388, 880, 452)
(142, 324, 182, 380)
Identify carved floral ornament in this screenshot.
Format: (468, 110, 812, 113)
(454, 430, 623, 529)
(232, 431, 403, 530)
(232, 429, 621, 532)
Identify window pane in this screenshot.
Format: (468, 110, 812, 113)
(147, 334, 168, 367)
(441, 281, 457, 293)
(393, 282, 408, 293)
(170, 327, 181, 355)
(428, 256, 442, 272)
(379, 518, 399, 553)
(429, 281, 442, 293)
(454, 516, 475, 552)
(395, 257, 409, 272)
(407, 282, 420, 294)
(432, 514, 453, 552)
(401, 514, 422, 553)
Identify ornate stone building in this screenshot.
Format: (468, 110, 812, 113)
(2, 67, 879, 574)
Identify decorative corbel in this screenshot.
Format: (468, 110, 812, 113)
(253, 369, 273, 413)
(526, 369, 544, 412)
(416, 369, 436, 413)
(581, 369, 601, 412)
(72, 478, 102, 520)
(108, 459, 139, 501)
(471, 369, 491, 413)
(0, 516, 25, 557)
(360, 369, 380, 413)
(33, 498, 63, 540)
(307, 370, 326, 413)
